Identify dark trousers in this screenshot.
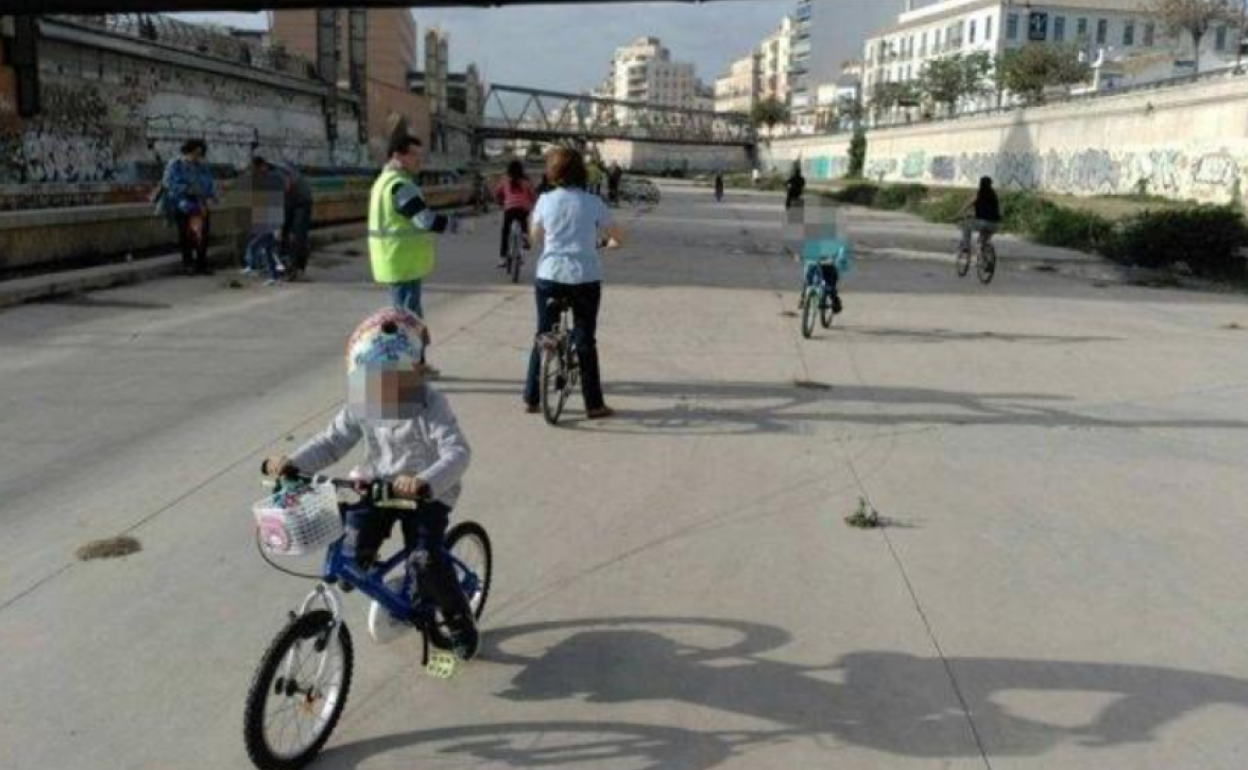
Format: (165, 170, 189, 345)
(343, 501, 470, 620)
(524, 280, 606, 410)
(175, 209, 210, 269)
(500, 207, 530, 257)
(282, 203, 313, 272)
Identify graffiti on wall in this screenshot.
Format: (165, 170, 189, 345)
(2, 38, 363, 186)
(863, 146, 1245, 204)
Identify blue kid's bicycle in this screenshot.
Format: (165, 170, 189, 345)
(243, 467, 492, 770)
(799, 262, 839, 339)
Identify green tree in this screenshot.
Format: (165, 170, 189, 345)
(848, 128, 867, 179)
(751, 97, 791, 134)
(1147, 0, 1241, 73)
(871, 81, 919, 118)
(1000, 44, 1091, 103)
(919, 52, 994, 115)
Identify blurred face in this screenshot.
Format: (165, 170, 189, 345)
(349, 367, 424, 419)
(783, 199, 840, 249)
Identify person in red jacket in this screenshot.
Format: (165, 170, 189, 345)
(494, 160, 537, 268)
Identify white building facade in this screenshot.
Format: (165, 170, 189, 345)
(714, 54, 757, 114)
(602, 37, 699, 123)
(863, 0, 1244, 115)
(790, 0, 909, 133)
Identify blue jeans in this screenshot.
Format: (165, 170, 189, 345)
(246, 233, 279, 280)
(390, 280, 424, 319)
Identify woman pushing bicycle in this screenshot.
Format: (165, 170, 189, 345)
(522, 147, 623, 419)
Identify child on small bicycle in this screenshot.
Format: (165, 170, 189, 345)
(785, 199, 852, 315)
(264, 307, 479, 660)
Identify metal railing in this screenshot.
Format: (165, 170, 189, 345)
(50, 14, 319, 81)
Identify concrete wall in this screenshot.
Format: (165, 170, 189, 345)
(0, 178, 473, 273)
(762, 73, 1248, 204)
(599, 140, 750, 174)
(0, 18, 368, 189)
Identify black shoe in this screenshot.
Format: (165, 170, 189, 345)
(832, 295, 844, 315)
(445, 613, 479, 661)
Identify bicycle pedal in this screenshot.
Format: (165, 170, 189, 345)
(425, 651, 459, 679)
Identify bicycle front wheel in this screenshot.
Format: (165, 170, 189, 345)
(243, 610, 353, 770)
(540, 341, 568, 425)
(800, 287, 818, 339)
(509, 225, 523, 284)
(977, 243, 997, 284)
(956, 247, 971, 277)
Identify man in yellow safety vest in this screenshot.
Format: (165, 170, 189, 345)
(368, 133, 453, 376)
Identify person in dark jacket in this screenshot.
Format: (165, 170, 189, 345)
(784, 165, 806, 210)
(959, 176, 1001, 253)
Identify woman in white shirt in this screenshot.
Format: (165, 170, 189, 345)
(523, 148, 623, 419)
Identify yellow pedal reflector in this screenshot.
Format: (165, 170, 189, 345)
(426, 651, 458, 679)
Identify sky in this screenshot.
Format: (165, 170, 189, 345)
(177, 1, 794, 93)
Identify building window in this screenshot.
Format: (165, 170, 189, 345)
(1144, 22, 1155, 46)
(1077, 18, 1089, 41)
(986, 15, 994, 41)
(1054, 16, 1066, 43)
(1124, 20, 1135, 47)
(969, 19, 977, 44)
(935, 29, 942, 50)
(1007, 13, 1019, 40)
(920, 32, 927, 57)
(1096, 19, 1108, 45)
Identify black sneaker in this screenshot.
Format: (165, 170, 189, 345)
(832, 295, 844, 315)
(445, 613, 479, 661)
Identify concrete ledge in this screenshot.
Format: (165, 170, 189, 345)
(0, 222, 365, 310)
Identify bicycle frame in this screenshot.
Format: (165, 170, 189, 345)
(293, 525, 479, 627)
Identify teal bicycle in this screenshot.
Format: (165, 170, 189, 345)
(799, 261, 841, 339)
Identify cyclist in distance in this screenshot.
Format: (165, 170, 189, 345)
(494, 159, 537, 268)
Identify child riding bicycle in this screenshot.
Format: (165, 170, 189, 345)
(785, 198, 851, 315)
(264, 307, 479, 660)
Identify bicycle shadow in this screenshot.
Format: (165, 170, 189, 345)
(322, 615, 1248, 768)
(484, 616, 1248, 758)
(436, 376, 1248, 437)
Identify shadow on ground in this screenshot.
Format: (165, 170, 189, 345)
(437, 376, 1248, 437)
(324, 616, 1248, 769)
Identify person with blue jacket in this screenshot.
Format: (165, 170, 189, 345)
(161, 139, 217, 275)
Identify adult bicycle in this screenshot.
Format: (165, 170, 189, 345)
(537, 295, 580, 425)
(243, 467, 492, 770)
(957, 217, 997, 284)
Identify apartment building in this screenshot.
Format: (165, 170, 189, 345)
(863, 0, 1244, 111)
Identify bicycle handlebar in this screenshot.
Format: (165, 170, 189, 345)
(260, 461, 421, 509)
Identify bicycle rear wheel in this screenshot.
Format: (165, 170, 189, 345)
(819, 290, 835, 329)
(540, 338, 569, 425)
(426, 522, 493, 651)
(243, 610, 353, 770)
(800, 287, 818, 339)
(508, 223, 523, 284)
(977, 242, 997, 284)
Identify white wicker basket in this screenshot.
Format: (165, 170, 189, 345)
(252, 482, 343, 556)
